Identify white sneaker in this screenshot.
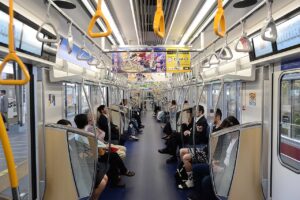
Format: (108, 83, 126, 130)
(130, 135, 139, 140)
(178, 179, 194, 189)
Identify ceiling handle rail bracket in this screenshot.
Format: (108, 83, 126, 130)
(153, 0, 165, 38)
(87, 0, 112, 38)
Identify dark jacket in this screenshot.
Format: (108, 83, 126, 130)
(188, 116, 209, 145)
(97, 114, 119, 141)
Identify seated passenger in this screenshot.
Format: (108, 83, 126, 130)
(86, 112, 127, 160)
(187, 116, 240, 200)
(57, 119, 72, 126)
(74, 114, 135, 188)
(212, 108, 222, 132)
(57, 118, 108, 198)
(97, 105, 121, 142)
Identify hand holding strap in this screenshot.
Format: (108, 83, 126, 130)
(88, 0, 112, 38)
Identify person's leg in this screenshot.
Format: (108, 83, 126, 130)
(178, 153, 194, 188)
(201, 175, 217, 200)
(193, 164, 210, 193)
(91, 175, 108, 200)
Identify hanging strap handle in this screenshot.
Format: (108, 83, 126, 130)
(88, 0, 112, 38)
(213, 0, 226, 37)
(36, 1, 60, 43)
(153, 0, 165, 38)
(261, 0, 277, 42)
(0, 0, 30, 85)
(67, 21, 74, 54)
(235, 21, 253, 52)
(77, 35, 91, 61)
(219, 34, 233, 60)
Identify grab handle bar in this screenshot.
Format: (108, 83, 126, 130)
(36, 1, 60, 43)
(235, 21, 253, 52)
(153, 0, 165, 38)
(261, 0, 277, 42)
(214, 0, 226, 37)
(87, 0, 112, 38)
(0, 0, 30, 86)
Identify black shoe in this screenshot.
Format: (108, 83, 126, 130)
(166, 156, 177, 164)
(158, 148, 169, 154)
(139, 125, 145, 128)
(111, 180, 126, 188)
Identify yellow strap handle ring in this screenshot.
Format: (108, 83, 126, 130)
(153, 10, 165, 38)
(0, 114, 19, 188)
(88, 0, 112, 38)
(153, 0, 165, 38)
(0, 53, 30, 85)
(214, 0, 226, 37)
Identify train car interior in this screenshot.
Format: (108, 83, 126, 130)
(0, 0, 300, 199)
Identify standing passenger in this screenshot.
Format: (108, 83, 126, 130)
(0, 90, 9, 131)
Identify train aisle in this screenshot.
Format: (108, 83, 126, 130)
(100, 111, 187, 200)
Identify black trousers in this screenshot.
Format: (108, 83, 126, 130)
(99, 152, 127, 185)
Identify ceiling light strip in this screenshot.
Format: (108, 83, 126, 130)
(188, 0, 230, 45)
(179, 0, 230, 45)
(99, 0, 125, 45)
(129, 0, 140, 45)
(165, 0, 182, 44)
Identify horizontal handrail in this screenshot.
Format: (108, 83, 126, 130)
(211, 122, 262, 138)
(45, 124, 95, 138)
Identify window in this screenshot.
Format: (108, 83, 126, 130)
(81, 85, 90, 113)
(280, 73, 300, 172)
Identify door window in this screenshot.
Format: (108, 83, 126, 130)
(280, 73, 300, 172)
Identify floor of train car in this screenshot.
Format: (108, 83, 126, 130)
(100, 111, 187, 200)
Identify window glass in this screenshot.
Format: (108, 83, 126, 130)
(81, 85, 90, 113)
(280, 73, 300, 172)
(226, 83, 237, 118)
(65, 83, 78, 120)
(211, 131, 240, 198)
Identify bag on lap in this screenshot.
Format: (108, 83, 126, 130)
(175, 161, 188, 185)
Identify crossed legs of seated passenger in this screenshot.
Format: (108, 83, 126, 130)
(99, 152, 135, 187)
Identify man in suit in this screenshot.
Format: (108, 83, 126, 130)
(0, 90, 9, 131)
(178, 105, 209, 189)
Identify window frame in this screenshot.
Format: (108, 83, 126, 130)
(278, 71, 300, 174)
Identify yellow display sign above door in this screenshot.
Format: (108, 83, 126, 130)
(166, 48, 191, 73)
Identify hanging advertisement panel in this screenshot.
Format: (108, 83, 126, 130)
(166, 48, 191, 73)
(112, 48, 166, 73)
(127, 73, 171, 82)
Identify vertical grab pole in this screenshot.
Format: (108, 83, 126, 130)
(82, 79, 98, 196)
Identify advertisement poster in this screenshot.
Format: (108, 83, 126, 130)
(249, 92, 256, 107)
(127, 73, 171, 82)
(166, 48, 191, 73)
(48, 94, 56, 107)
(112, 48, 166, 73)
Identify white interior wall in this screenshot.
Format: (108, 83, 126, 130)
(240, 68, 263, 124)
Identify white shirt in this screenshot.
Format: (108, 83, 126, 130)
(223, 137, 238, 167)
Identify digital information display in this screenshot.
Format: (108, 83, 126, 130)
(0, 11, 22, 48)
(277, 14, 300, 51)
(20, 24, 43, 56)
(252, 34, 274, 58)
